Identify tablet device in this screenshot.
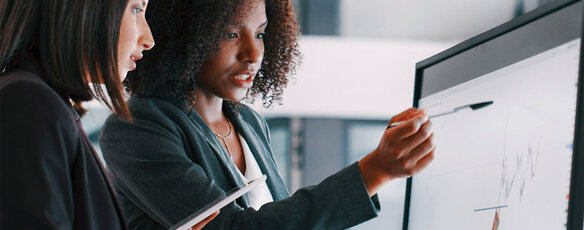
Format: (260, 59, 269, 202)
(168, 175, 267, 230)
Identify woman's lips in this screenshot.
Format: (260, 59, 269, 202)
(129, 55, 143, 71)
(229, 72, 255, 88)
(130, 60, 137, 70)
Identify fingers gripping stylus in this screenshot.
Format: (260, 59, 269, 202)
(387, 101, 494, 129)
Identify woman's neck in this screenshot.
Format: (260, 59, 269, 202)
(192, 89, 228, 126)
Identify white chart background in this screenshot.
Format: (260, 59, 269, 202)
(408, 39, 580, 230)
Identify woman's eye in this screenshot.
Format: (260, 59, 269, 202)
(256, 33, 265, 39)
(133, 7, 143, 15)
(228, 33, 239, 39)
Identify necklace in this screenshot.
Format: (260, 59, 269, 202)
(212, 120, 233, 158)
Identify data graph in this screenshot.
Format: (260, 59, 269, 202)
(498, 115, 540, 203)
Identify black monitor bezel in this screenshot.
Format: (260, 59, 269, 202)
(403, 0, 584, 229)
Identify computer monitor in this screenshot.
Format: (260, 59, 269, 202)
(403, 1, 584, 229)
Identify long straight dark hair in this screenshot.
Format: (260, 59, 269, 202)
(0, 0, 131, 119)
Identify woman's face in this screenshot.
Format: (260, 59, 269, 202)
(196, 0, 267, 102)
(118, 0, 155, 79)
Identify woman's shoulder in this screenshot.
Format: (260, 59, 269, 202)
(1, 69, 54, 97)
(117, 96, 188, 121)
(0, 69, 80, 152)
(102, 97, 189, 134)
(0, 69, 76, 122)
(127, 96, 182, 112)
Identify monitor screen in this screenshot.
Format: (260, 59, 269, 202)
(404, 1, 583, 230)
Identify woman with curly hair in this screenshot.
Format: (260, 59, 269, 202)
(99, 0, 435, 229)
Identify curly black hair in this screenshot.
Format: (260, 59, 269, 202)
(124, 0, 300, 110)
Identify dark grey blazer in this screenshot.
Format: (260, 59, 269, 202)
(0, 67, 126, 229)
(99, 97, 380, 230)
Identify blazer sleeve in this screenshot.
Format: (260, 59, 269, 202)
(0, 75, 78, 229)
(99, 100, 380, 230)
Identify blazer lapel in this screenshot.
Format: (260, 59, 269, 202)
(224, 104, 290, 201)
(185, 109, 251, 207)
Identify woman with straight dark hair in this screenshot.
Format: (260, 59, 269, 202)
(0, 0, 159, 229)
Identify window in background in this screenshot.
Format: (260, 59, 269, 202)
(295, 0, 340, 35)
(346, 120, 408, 230)
(81, 106, 112, 166)
(345, 120, 387, 164)
(293, 0, 558, 41)
(265, 118, 292, 189)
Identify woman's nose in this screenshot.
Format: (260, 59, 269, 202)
(237, 36, 262, 64)
(140, 22, 155, 50)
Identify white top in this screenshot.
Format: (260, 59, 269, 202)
(235, 135, 274, 210)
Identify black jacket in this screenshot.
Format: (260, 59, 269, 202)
(0, 65, 126, 229)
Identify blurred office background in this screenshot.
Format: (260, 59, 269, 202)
(82, 0, 555, 229)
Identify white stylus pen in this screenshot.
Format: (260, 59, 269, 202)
(386, 101, 494, 129)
